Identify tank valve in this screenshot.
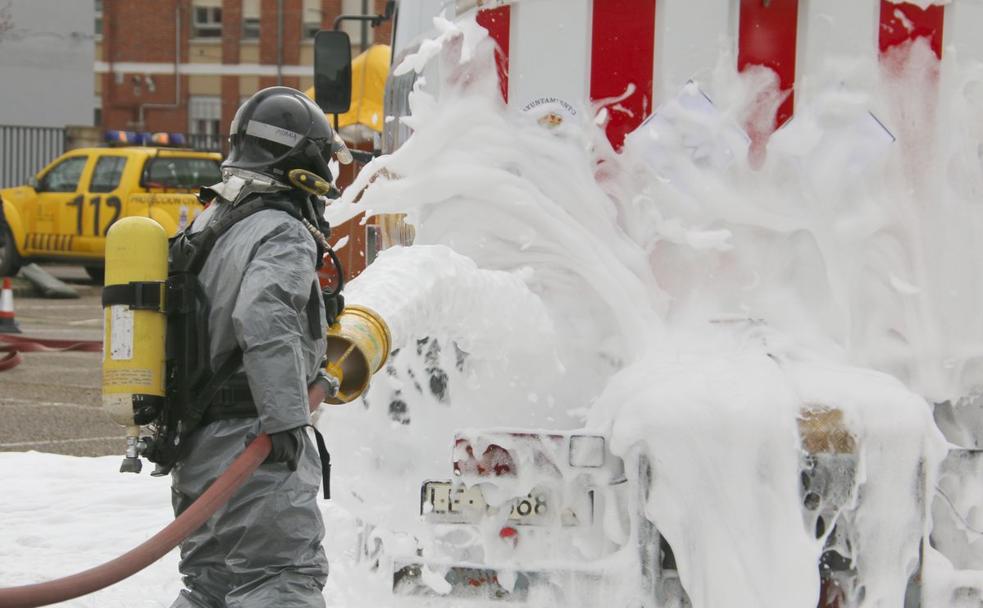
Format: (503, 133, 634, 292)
(120, 432, 147, 474)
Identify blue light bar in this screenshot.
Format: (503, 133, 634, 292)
(104, 131, 188, 147)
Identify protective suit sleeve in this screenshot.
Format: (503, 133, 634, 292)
(232, 218, 319, 433)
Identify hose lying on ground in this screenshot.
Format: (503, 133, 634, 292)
(0, 435, 272, 608)
(0, 335, 103, 372)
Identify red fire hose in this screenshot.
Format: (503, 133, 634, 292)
(0, 434, 273, 608)
(0, 334, 103, 372)
(0, 334, 328, 607)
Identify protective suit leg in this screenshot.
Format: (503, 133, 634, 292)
(170, 419, 328, 608)
(169, 488, 234, 608)
(169, 585, 225, 608)
(222, 433, 327, 608)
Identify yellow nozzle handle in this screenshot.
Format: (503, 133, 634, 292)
(324, 305, 391, 404)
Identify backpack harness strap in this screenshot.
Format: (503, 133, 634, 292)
(101, 282, 165, 312)
(176, 197, 303, 432)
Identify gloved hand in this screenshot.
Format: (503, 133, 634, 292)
(323, 290, 345, 327)
(308, 369, 340, 407)
(265, 426, 306, 471)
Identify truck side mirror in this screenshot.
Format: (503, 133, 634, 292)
(314, 30, 353, 115)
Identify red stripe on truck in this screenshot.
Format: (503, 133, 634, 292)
(589, 0, 657, 151)
(878, 1, 944, 59)
(737, 0, 799, 131)
(476, 6, 512, 102)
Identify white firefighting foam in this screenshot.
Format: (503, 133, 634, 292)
(319, 12, 981, 608)
(1, 11, 981, 608)
(342, 245, 556, 362)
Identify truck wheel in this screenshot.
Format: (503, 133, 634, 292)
(0, 223, 22, 278)
(84, 266, 105, 284)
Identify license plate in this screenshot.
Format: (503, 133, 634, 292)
(421, 481, 550, 525)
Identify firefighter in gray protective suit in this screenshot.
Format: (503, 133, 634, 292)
(168, 86, 346, 608)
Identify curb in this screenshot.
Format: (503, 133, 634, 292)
(9, 277, 38, 298)
(8, 277, 99, 299)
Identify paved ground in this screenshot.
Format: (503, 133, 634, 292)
(0, 266, 125, 457)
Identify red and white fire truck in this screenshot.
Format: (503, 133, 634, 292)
(325, 1, 983, 606)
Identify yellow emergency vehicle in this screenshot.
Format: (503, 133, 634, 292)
(0, 146, 221, 280)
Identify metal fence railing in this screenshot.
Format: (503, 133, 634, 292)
(185, 132, 227, 154)
(0, 125, 66, 189)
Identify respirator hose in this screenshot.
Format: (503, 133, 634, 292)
(325, 245, 345, 296)
(0, 435, 273, 608)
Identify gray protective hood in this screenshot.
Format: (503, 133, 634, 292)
(202, 168, 291, 206)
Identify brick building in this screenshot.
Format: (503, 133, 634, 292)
(95, 0, 393, 146)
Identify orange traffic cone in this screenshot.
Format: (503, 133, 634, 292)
(0, 277, 21, 333)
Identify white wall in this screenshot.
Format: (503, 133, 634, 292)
(392, 0, 446, 57)
(508, 0, 592, 116)
(945, 0, 983, 65)
(796, 0, 880, 106)
(0, 0, 95, 127)
(655, 0, 735, 103)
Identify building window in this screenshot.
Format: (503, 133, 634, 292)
(302, 0, 321, 39)
(340, 0, 365, 49)
(189, 96, 222, 151)
(192, 1, 222, 39)
(94, 0, 103, 37)
(242, 0, 260, 40)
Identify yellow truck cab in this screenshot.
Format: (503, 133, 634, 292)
(0, 146, 221, 280)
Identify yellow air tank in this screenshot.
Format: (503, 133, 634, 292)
(102, 217, 169, 473)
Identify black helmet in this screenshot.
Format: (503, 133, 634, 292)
(224, 86, 336, 183)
